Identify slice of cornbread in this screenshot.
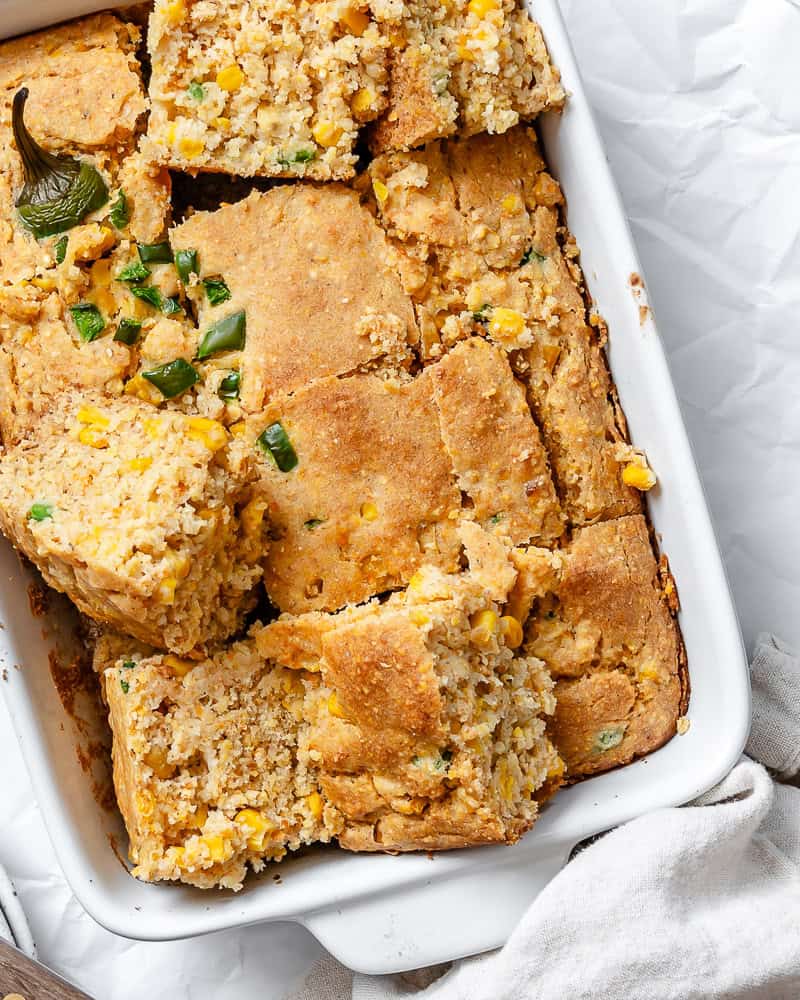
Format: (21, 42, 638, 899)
(430, 337, 563, 545)
(170, 186, 417, 412)
(0, 394, 262, 653)
(515, 515, 686, 777)
(0, 14, 172, 444)
(370, 0, 564, 153)
(244, 370, 462, 613)
(145, 0, 389, 180)
(104, 638, 326, 890)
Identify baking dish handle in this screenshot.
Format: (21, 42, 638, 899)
(300, 842, 571, 975)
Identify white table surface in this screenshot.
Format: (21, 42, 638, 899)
(2, 1, 798, 996)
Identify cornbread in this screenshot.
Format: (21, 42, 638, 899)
(145, 0, 389, 180)
(0, 393, 262, 652)
(0, 13, 173, 444)
(515, 515, 685, 777)
(104, 557, 561, 887)
(170, 186, 417, 411)
(0, 5, 688, 893)
(371, 0, 564, 152)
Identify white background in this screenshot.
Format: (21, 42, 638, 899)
(1, 0, 799, 995)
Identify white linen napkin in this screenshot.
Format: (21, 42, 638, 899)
(0, 862, 35, 959)
(290, 634, 800, 1000)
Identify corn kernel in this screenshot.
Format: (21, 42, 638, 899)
(622, 461, 657, 491)
(547, 756, 566, 779)
(31, 276, 56, 292)
(408, 570, 425, 593)
(500, 193, 520, 214)
(327, 692, 347, 719)
(235, 808, 275, 850)
(191, 805, 208, 829)
(496, 761, 514, 801)
(542, 343, 561, 371)
(499, 615, 523, 649)
(78, 426, 109, 449)
(372, 179, 389, 206)
(409, 608, 430, 626)
(164, 654, 195, 677)
(187, 416, 229, 452)
(229, 420, 247, 437)
(179, 136, 206, 159)
(488, 307, 525, 342)
(456, 42, 474, 61)
(533, 173, 563, 207)
(313, 121, 343, 148)
(468, 0, 499, 15)
(351, 87, 376, 115)
(340, 6, 371, 34)
(213, 116, 231, 130)
(166, 124, 177, 145)
(163, 0, 186, 26)
(158, 577, 178, 605)
(512, 726, 523, 740)
(77, 406, 110, 428)
(125, 375, 162, 406)
(135, 790, 155, 817)
(216, 64, 244, 92)
(360, 501, 378, 521)
(638, 663, 661, 682)
(127, 456, 153, 472)
(306, 792, 324, 819)
(144, 746, 175, 780)
(143, 417, 163, 439)
(241, 497, 267, 536)
(470, 608, 499, 645)
(203, 833, 232, 863)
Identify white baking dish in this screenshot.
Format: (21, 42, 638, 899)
(0, 0, 750, 975)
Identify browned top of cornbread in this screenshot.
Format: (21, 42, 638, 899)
(170, 186, 417, 411)
(521, 515, 685, 776)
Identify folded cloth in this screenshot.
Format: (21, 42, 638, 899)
(289, 634, 800, 1000)
(0, 863, 35, 958)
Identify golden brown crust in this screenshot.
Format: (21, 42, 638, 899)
(521, 515, 683, 777)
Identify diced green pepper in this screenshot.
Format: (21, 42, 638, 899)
(303, 518, 325, 530)
(27, 502, 53, 522)
(175, 248, 198, 283)
(257, 421, 298, 472)
(472, 303, 492, 324)
(594, 726, 626, 753)
(203, 277, 231, 306)
(520, 246, 547, 266)
(109, 189, 129, 229)
(53, 234, 68, 265)
(137, 242, 173, 264)
(217, 371, 240, 400)
(142, 358, 199, 398)
(113, 318, 142, 345)
(187, 81, 205, 101)
(116, 260, 150, 284)
(70, 302, 105, 343)
(120, 675, 130, 694)
(277, 148, 316, 167)
(161, 296, 183, 316)
(130, 285, 163, 309)
(197, 309, 246, 359)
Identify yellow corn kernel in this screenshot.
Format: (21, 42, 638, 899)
(203, 833, 232, 863)
(533, 172, 563, 207)
(135, 790, 155, 818)
(622, 461, 657, 491)
(638, 663, 661, 682)
(143, 746, 174, 780)
(143, 417, 163, 439)
(372, 179, 389, 206)
(241, 497, 267, 536)
(512, 726, 523, 740)
(497, 761, 514, 801)
(408, 570, 425, 593)
(313, 121, 343, 148)
(351, 87, 376, 115)
(235, 808, 275, 851)
(125, 375, 162, 406)
(164, 654, 195, 677)
(31, 275, 56, 292)
(547, 756, 566, 780)
(158, 577, 178, 605)
(456, 42, 474, 61)
(470, 609, 499, 645)
(179, 136, 205, 159)
(77, 406, 110, 428)
(216, 64, 244, 92)
(229, 420, 247, 437)
(78, 426, 109, 449)
(187, 416, 229, 452)
(127, 456, 153, 472)
(360, 501, 378, 521)
(163, 0, 186, 26)
(542, 343, 561, 371)
(468, 0, 499, 15)
(212, 116, 231, 130)
(409, 608, 430, 626)
(306, 792, 324, 820)
(327, 692, 347, 719)
(340, 6, 371, 34)
(500, 193, 520, 214)
(166, 124, 177, 145)
(488, 307, 525, 342)
(499, 615, 523, 649)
